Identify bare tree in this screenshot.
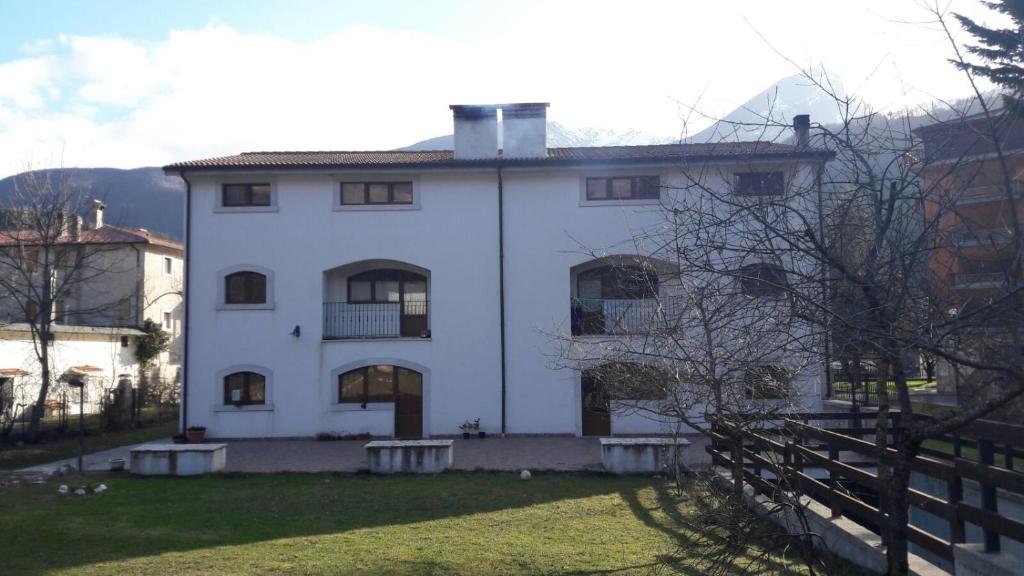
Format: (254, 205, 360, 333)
(0, 167, 133, 441)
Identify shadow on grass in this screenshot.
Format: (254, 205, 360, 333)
(1, 471, 688, 575)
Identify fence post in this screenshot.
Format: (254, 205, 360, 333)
(978, 439, 1000, 553)
(946, 468, 965, 552)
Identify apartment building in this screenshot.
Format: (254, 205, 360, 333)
(165, 103, 832, 438)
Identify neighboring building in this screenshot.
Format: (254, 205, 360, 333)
(916, 111, 1024, 399)
(165, 103, 832, 439)
(0, 201, 184, 416)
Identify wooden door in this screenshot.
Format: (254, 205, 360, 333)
(394, 368, 423, 438)
(581, 373, 610, 436)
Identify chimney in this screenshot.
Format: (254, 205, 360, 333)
(501, 103, 549, 158)
(86, 199, 105, 230)
(450, 105, 499, 160)
(793, 114, 811, 149)
(69, 214, 81, 242)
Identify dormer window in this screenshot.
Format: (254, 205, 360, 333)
(222, 183, 272, 207)
(735, 172, 784, 197)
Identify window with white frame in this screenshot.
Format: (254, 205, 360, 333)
(162, 311, 172, 331)
(163, 256, 173, 276)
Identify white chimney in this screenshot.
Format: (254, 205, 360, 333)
(450, 105, 499, 160)
(86, 199, 105, 230)
(501, 103, 549, 158)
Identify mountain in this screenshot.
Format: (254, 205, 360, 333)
(403, 121, 671, 150)
(0, 168, 185, 239)
(689, 73, 846, 143)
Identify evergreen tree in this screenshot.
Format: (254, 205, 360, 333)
(955, 0, 1024, 112)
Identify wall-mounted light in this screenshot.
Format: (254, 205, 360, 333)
(290, 325, 301, 338)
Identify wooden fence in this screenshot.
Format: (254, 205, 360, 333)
(707, 412, 1024, 565)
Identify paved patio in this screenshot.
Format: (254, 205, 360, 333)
(18, 435, 710, 475)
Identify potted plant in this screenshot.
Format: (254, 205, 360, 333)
(186, 425, 206, 444)
(459, 418, 480, 439)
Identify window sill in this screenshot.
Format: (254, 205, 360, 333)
(214, 206, 279, 213)
(216, 303, 275, 311)
(214, 404, 274, 412)
(331, 402, 394, 413)
(579, 198, 662, 207)
(332, 204, 421, 212)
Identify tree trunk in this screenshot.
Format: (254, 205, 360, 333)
(885, 452, 913, 576)
(25, 326, 51, 441)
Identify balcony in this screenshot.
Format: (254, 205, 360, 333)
(952, 272, 1007, 290)
(323, 301, 429, 340)
(952, 227, 1017, 247)
(571, 298, 673, 336)
(954, 183, 1024, 206)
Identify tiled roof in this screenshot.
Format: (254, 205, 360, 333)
(0, 225, 182, 251)
(164, 142, 832, 172)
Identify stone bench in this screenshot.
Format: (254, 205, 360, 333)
(365, 440, 453, 474)
(600, 437, 691, 475)
(130, 443, 227, 476)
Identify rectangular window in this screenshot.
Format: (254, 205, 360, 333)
(585, 176, 660, 201)
(222, 183, 272, 207)
(120, 336, 129, 348)
(120, 299, 132, 321)
(339, 182, 415, 206)
(25, 300, 38, 322)
(162, 311, 172, 330)
(735, 172, 784, 197)
(163, 256, 173, 276)
(25, 248, 38, 273)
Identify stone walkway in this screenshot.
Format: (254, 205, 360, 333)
(17, 435, 710, 475)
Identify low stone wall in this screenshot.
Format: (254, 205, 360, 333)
(954, 543, 1023, 576)
(365, 440, 453, 474)
(130, 444, 227, 476)
(600, 437, 690, 475)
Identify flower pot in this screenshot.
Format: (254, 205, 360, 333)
(478, 431, 487, 439)
(186, 428, 206, 444)
(462, 432, 471, 440)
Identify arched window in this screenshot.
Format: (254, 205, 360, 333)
(338, 365, 422, 406)
(225, 271, 267, 304)
(577, 266, 658, 300)
(738, 263, 787, 298)
(224, 371, 266, 405)
(583, 362, 668, 401)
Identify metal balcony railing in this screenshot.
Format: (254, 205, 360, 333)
(323, 301, 429, 339)
(954, 183, 1024, 206)
(952, 227, 1017, 247)
(952, 272, 1007, 289)
(570, 297, 674, 336)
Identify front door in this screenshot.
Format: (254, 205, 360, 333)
(394, 368, 423, 438)
(581, 373, 611, 436)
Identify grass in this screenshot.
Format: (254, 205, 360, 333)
(0, 416, 178, 470)
(0, 473, 865, 576)
(921, 438, 1012, 468)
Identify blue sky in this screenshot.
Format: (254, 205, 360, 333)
(0, 0, 997, 175)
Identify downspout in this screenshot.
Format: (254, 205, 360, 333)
(497, 164, 508, 436)
(816, 161, 834, 399)
(131, 244, 142, 327)
(179, 172, 192, 434)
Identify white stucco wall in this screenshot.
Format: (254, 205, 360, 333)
(0, 327, 139, 415)
(183, 159, 826, 438)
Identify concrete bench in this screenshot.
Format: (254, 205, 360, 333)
(130, 443, 227, 476)
(600, 437, 691, 475)
(365, 440, 453, 474)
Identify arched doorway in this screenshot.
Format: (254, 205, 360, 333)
(338, 364, 424, 438)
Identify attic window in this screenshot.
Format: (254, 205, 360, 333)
(586, 177, 660, 201)
(341, 182, 414, 205)
(735, 172, 784, 196)
(222, 183, 271, 207)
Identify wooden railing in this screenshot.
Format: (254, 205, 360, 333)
(707, 412, 1024, 565)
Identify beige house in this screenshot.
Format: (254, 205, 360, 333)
(0, 201, 183, 416)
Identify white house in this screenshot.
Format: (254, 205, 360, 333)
(165, 103, 832, 439)
(0, 202, 184, 417)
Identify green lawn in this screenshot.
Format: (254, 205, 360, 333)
(0, 417, 178, 470)
(0, 473, 863, 576)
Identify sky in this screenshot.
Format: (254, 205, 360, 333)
(0, 0, 1003, 176)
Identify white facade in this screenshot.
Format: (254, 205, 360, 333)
(0, 324, 142, 416)
(172, 105, 828, 439)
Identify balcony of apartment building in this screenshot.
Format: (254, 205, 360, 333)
(951, 225, 1017, 248)
(952, 254, 1016, 290)
(322, 260, 429, 340)
(952, 181, 1024, 207)
(570, 257, 676, 337)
